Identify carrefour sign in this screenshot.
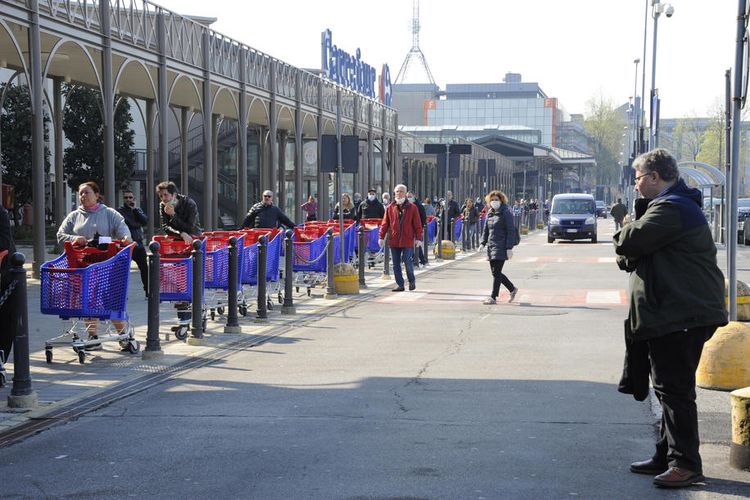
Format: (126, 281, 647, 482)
(321, 29, 392, 106)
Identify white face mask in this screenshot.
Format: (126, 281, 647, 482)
(491, 200, 501, 210)
(368, 194, 375, 201)
(395, 197, 405, 205)
(407, 197, 415, 203)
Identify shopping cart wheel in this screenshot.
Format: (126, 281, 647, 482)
(127, 340, 140, 354)
(173, 325, 189, 341)
(217, 306, 225, 316)
(77, 350, 86, 364)
(278, 292, 282, 304)
(0, 372, 5, 388)
(307, 288, 311, 297)
(202, 314, 207, 332)
(45, 347, 53, 364)
(238, 304, 248, 316)
(267, 298, 273, 311)
(210, 309, 216, 321)
(296, 286, 299, 293)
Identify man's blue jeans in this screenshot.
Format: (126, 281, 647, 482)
(391, 247, 415, 287)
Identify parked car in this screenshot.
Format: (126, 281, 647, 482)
(737, 198, 750, 244)
(595, 200, 607, 218)
(547, 193, 598, 244)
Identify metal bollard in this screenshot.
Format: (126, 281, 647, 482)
(7, 253, 37, 408)
(423, 222, 429, 265)
(224, 236, 241, 332)
(450, 217, 455, 244)
(190, 239, 204, 342)
(282, 229, 296, 314)
(461, 216, 467, 251)
(143, 241, 163, 359)
(358, 226, 367, 288)
(381, 233, 390, 278)
(324, 228, 337, 299)
(256, 235, 268, 319)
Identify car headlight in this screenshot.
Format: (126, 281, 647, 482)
(584, 217, 595, 225)
(550, 216, 560, 224)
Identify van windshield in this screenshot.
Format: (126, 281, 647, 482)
(551, 199, 594, 215)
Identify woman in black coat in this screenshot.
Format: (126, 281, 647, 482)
(480, 190, 519, 304)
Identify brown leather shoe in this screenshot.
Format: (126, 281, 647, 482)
(630, 458, 668, 475)
(653, 467, 704, 488)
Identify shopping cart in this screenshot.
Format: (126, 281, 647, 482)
(40, 241, 138, 364)
(357, 218, 385, 268)
(239, 229, 282, 312)
(153, 235, 206, 341)
(203, 231, 245, 321)
(290, 228, 330, 295)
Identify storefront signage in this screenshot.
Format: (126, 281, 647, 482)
(321, 29, 392, 107)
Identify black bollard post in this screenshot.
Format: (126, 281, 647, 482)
(225, 236, 241, 332)
(256, 235, 268, 320)
(423, 222, 429, 265)
(7, 253, 37, 408)
(381, 233, 390, 278)
(358, 225, 367, 288)
(324, 228, 337, 299)
(189, 239, 205, 344)
(282, 229, 296, 314)
(143, 242, 163, 359)
(450, 217, 455, 244)
(461, 216, 467, 251)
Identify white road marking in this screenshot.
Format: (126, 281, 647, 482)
(381, 291, 428, 302)
(597, 257, 616, 263)
(480, 313, 490, 321)
(586, 290, 622, 304)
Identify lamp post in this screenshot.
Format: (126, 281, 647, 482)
(632, 58, 640, 155)
(649, 0, 674, 149)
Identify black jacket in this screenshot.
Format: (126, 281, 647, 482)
(446, 199, 461, 221)
(462, 206, 479, 224)
(481, 204, 515, 261)
(242, 202, 295, 229)
(413, 199, 427, 226)
(0, 206, 15, 275)
(160, 194, 202, 237)
(358, 198, 385, 220)
(333, 206, 356, 220)
(118, 204, 148, 243)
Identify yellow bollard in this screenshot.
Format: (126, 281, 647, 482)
(696, 322, 750, 391)
(435, 240, 455, 260)
(730, 387, 750, 470)
(726, 279, 750, 321)
(333, 263, 359, 295)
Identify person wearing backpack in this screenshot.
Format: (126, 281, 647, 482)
(479, 190, 519, 304)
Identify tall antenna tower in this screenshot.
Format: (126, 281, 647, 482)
(394, 0, 436, 84)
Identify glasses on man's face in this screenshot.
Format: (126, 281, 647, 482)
(263, 195, 272, 199)
(634, 171, 652, 184)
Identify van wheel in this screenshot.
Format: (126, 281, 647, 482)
(547, 236, 554, 244)
(591, 236, 598, 244)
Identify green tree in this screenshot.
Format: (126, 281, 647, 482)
(696, 104, 725, 167)
(0, 82, 50, 220)
(584, 94, 625, 191)
(672, 116, 702, 162)
(62, 84, 135, 193)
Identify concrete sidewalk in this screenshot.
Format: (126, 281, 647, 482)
(0, 240, 478, 437)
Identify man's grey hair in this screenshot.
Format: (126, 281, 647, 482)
(394, 184, 407, 193)
(262, 190, 273, 197)
(633, 148, 679, 182)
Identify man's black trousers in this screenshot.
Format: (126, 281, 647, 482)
(647, 326, 716, 473)
(132, 242, 148, 293)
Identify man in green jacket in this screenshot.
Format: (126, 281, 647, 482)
(613, 148, 727, 489)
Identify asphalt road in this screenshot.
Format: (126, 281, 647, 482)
(2, 219, 749, 499)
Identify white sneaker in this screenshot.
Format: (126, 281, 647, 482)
(508, 288, 519, 303)
(483, 297, 496, 305)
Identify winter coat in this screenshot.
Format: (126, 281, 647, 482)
(610, 203, 628, 222)
(613, 179, 727, 340)
(333, 205, 356, 220)
(57, 204, 131, 244)
(160, 194, 202, 237)
(358, 198, 385, 220)
(413, 199, 427, 226)
(242, 202, 295, 229)
(480, 204, 515, 261)
(0, 206, 15, 275)
(117, 205, 148, 243)
(463, 206, 479, 225)
(379, 201, 423, 248)
(445, 199, 461, 221)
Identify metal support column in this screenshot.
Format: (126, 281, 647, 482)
(278, 130, 287, 212)
(180, 107, 189, 194)
(29, 0, 45, 278)
(211, 113, 219, 228)
(294, 96, 303, 223)
(269, 61, 278, 199)
(101, 0, 115, 202)
(201, 31, 214, 231)
(53, 77, 64, 235)
(146, 100, 155, 239)
(238, 50, 248, 218)
(157, 12, 168, 184)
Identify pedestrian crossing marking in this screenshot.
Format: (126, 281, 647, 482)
(511, 256, 619, 264)
(597, 257, 616, 263)
(375, 288, 627, 307)
(585, 290, 622, 304)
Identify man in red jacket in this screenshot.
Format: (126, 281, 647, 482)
(379, 184, 423, 291)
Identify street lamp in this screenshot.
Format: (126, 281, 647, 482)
(649, 0, 674, 149)
(632, 58, 640, 155)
